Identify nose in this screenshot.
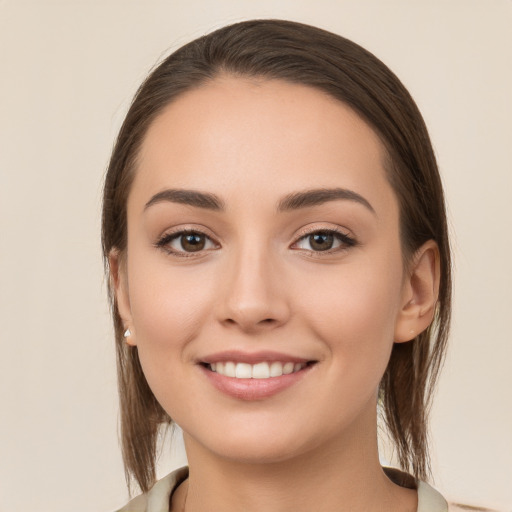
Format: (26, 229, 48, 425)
(216, 243, 291, 334)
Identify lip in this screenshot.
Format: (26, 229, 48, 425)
(198, 351, 317, 400)
(198, 350, 311, 365)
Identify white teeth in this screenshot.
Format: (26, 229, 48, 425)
(252, 362, 270, 379)
(209, 361, 307, 379)
(269, 361, 282, 377)
(235, 363, 252, 379)
(283, 362, 294, 375)
(224, 361, 236, 377)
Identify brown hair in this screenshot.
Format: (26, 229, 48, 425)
(102, 19, 451, 493)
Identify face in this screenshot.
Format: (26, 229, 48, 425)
(114, 77, 421, 464)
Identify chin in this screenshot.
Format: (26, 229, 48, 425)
(183, 416, 328, 466)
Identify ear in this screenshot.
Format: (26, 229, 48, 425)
(394, 240, 440, 343)
(109, 249, 136, 346)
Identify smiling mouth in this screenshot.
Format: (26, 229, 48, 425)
(202, 361, 316, 379)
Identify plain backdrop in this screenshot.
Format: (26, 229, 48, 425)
(1, 1, 511, 511)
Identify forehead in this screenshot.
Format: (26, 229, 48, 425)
(133, 77, 397, 219)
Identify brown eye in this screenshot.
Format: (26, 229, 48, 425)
(180, 233, 206, 252)
(156, 230, 217, 255)
(292, 229, 357, 253)
(309, 232, 334, 251)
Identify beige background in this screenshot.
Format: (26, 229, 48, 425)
(1, 1, 511, 511)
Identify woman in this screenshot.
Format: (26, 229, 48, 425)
(103, 19, 451, 511)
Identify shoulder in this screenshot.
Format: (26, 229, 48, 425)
(114, 467, 189, 512)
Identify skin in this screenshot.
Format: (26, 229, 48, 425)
(111, 76, 439, 511)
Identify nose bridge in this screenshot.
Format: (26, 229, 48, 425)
(218, 231, 289, 331)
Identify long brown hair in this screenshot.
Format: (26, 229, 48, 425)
(102, 19, 451, 493)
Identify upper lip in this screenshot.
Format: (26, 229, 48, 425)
(198, 350, 314, 365)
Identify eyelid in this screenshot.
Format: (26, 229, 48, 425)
(155, 225, 220, 256)
(290, 225, 357, 253)
(154, 223, 357, 257)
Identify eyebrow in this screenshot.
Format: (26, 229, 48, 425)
(144, 189, 225, 211)
(144, 187, 375, 214)
(277, 188, 375, 214)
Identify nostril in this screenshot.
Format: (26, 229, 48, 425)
(257, 318, 279, 327)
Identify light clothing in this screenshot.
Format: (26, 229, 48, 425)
(115, 466, 448, 512)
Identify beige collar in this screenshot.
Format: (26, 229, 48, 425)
(116, 465, 448, 512)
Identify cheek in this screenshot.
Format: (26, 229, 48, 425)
(299, 257, 403, 382)
(127, 263, 219, 418)
(127, 253, 216, 370)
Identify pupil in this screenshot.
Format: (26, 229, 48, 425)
(310, 233, 333, 251)
(182, 233, 205, 252)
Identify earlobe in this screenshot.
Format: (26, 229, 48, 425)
(109, 249, 136, 346)
(394, 240, 440, 343)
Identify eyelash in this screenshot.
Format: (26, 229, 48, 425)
(291, 227, 357, 256)
(155, 229, 219, 258)
(155, 227, 357, 258)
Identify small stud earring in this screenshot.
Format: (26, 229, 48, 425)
(124, 328, 131, 338)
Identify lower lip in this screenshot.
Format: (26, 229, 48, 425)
(200, 364, 314, 400)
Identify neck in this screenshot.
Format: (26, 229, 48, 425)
(176, 404, 417, 512)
